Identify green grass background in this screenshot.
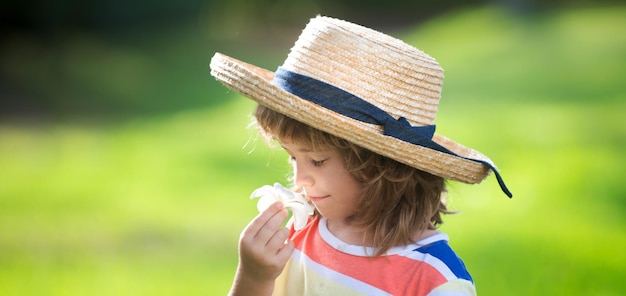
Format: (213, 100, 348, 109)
(1, 5, 625, 295)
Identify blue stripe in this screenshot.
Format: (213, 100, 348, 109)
(414, 240, 473, 283)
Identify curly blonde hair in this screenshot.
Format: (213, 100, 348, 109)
(253, 104, 452, 256)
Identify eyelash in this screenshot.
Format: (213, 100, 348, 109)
(290, 156, 326, 167)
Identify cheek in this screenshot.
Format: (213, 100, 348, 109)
(334, 173, 363, 198)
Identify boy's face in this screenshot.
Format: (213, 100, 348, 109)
(280, 141, 363, 221)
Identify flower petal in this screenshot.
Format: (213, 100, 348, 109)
(251, 183, 314, 225)
(250, 185, 277, 200)
(256, 194, 279, 213)
(284, 202, 310, 230)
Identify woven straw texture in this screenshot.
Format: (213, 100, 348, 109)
(209, 16, 495, 184)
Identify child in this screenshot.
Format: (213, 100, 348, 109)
(210, 15, 511, 296)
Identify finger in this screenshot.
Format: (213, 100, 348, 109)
(275, 239, 295, 264)
(240, 201, 284, 241)
(254, 207, 289, 243)
(265, 227, 290, 251)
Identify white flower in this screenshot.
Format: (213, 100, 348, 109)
(250, 183, 314, 230)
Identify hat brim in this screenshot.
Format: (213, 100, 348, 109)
(210, 52, 494, 184)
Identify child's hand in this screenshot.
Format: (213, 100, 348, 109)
(230, 201, 294, 295)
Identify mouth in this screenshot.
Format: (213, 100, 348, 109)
(308, 195, 329, 203)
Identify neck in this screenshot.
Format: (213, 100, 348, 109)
(325, 218, 439, 247)
(325, 218, 366, 246)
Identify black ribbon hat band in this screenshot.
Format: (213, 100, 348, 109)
(272, 67, 512, 198)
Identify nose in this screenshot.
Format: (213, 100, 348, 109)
(293, 161, 314, 187)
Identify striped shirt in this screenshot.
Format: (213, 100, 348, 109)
(274, 217, 476, 296)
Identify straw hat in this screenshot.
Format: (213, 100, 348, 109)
(210, 16, 511, 197)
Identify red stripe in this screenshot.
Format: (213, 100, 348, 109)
(290, 218, 448, 295)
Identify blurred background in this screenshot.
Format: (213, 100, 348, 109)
(1, 0, 625, 295)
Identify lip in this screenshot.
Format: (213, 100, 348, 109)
(308, 195, 329, 203)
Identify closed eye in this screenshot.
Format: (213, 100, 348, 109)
(288, 156, 326, 167)
(310, 158, 326, 167)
